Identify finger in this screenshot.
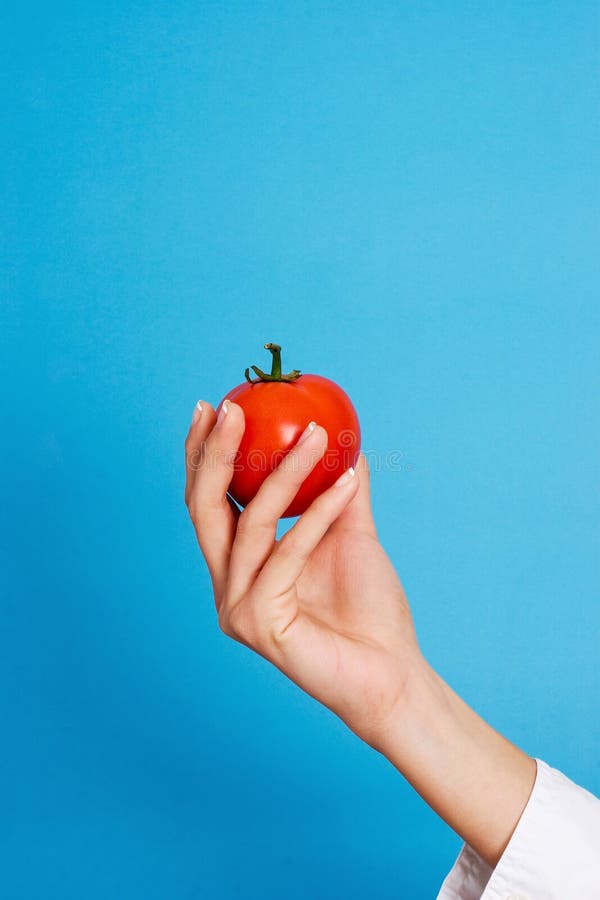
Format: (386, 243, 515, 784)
(253, 465, 359, 603)
(184, 401, 216, 505)
(226, 422, 328, 602)
(331, 453, 377, 537)
(224, 466, 359, 672)
(187, 399, 245, 597)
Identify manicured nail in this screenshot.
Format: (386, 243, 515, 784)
(296, 421, 316, 446)
(192, 401, 203, 425)
(334, 467, 355, 487)
(217, 399, 229, 424)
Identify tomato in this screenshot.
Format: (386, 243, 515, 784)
(218, 343, 361, 518)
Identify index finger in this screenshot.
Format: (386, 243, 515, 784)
(185, 400, 245, 599)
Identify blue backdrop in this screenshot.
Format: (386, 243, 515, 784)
(2, 2, 599, 898)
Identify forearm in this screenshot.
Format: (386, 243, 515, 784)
(374, 655, 537, 868)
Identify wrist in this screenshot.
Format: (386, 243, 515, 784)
(368, 651, 447, 759)
(370, 653, 536, 867)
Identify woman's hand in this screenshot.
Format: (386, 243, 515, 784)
(184, 399, 421, 748)
(184, 398, 537, 869)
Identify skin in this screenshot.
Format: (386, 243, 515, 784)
(185, 399, 537, 869)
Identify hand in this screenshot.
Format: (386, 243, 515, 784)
(184, 398, 537, 869)
(184, 399, 422, 748)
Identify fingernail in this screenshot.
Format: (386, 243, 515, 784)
(296, 421, 316, 446)
(192, 401, 203, 425)
(217, 399, 229, 424)
(334, 467, 355, 487)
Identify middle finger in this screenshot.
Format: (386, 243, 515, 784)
(226, 422, 327, 602)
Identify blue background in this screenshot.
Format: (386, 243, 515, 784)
(2, 2, 599, 897)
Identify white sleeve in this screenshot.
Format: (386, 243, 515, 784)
(437, 758, 600, 899)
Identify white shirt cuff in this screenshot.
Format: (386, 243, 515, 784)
(437, 757, 600, 899)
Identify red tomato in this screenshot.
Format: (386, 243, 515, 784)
(218, 343, 361, 518)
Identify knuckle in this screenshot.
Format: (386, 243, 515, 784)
(184, 433, 199, 454)
(319, 483, 340, 508)
(277, 455, 306, 486)
(217, 608, 234, 638)
(278, 537, 306, 566)
(187, 494, 200, 521)
(236, 507, 252, 531)
(225, 601, 253, 643)
(227, 602, 244, 637)
(185, 445, 204, 473)
(236, 505, 277, 537)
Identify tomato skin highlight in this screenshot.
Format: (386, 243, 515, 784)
(219, 374, 361, 518)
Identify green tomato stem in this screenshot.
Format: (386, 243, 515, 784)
(244, 343, 302, 384)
